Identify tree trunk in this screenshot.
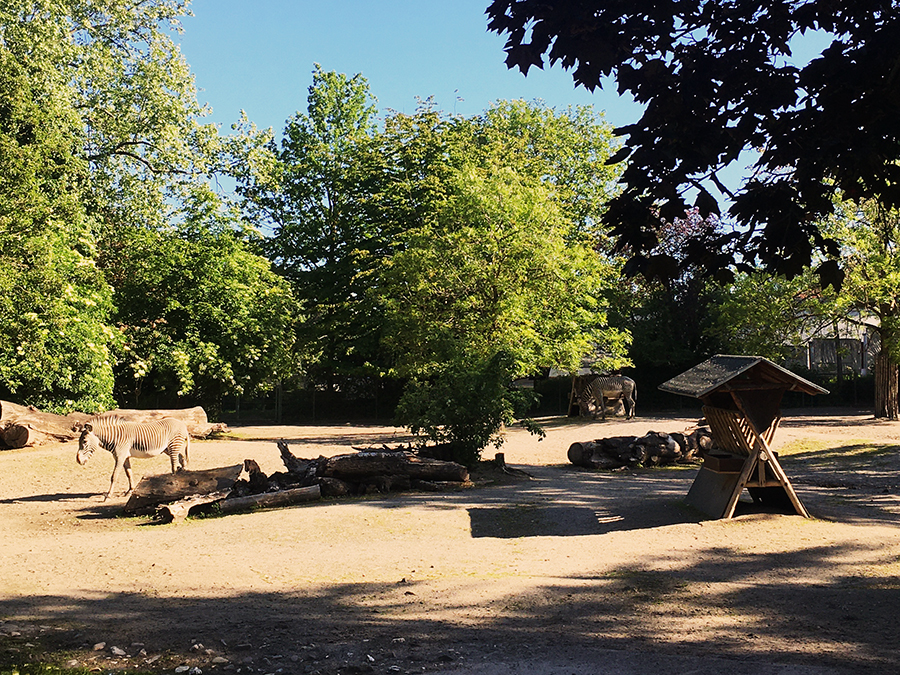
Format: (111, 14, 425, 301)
(100, 407, 226, 438)
(320, 451, 469, 482)
(123, 464, 245, 515)
(0, 400, 88, 448)
(874, 350, 899, 420)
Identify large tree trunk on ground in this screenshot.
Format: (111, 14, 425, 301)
(101, 407, 226, 438)
(211, 485, 321, 516)
(123, 464, 244, 515)
(874, 351, 899, 420)
(0, 401, 224, 448)
(0, 400, 88, 448)
(320, 451, 470, 482)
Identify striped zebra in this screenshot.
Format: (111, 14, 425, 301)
(76, 416, 191, 501)
(577, 374, 637, 420)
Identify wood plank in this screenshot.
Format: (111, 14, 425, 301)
(686, 465, 745, 518)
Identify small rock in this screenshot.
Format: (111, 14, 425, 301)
(110, 646, 127, 656)
(212, 656, 229, 664)
(175, 666, 190, 673)
(65, 660, 79, 668)
(92, 642, 106, 651)
(191, 643, 205, 652)
(189, 667, 203, 675)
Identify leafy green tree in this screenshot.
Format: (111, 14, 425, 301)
(825, 201, 900, 419)
(0, 20, 117, 413)
(487, 1, 899, 288)
(233, 65, 391, 392)
(705, 271, 833, 362)
(1, 0, 296, 415)
(463, 99, 623, 237)
(103, 216, 296, 414)
(382, 164, 629, 463)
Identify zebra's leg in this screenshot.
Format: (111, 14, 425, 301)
(105, 453, 126, 501)
(122, 456, 136, 496)
(168, 448, 180, 474)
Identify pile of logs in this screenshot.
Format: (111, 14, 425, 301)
(125, 441, 471, 522)
(0, 401, 226, 448)
(567, 424, 715, 470)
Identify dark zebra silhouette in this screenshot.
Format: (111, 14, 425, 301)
(577, 374, 637, 420)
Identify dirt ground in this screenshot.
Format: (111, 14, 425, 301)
(1, 408, 899, 675)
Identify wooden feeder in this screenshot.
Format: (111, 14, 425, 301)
(659, 355, 828, 519)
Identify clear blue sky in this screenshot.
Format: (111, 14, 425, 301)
(177, 0, 642, 133)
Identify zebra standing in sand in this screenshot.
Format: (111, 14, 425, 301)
(577, 374, 637, 420)
(76, 416, 191, 501)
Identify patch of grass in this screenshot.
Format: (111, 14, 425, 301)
(777, 439, 900, 470)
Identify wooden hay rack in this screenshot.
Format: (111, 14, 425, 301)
(659, 355, 828, 519)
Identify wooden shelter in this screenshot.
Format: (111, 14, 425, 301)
(659, 355, 828, 519)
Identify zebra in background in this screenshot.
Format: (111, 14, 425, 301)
(76, 416, 191, 501)
(576, 374, 637, 420)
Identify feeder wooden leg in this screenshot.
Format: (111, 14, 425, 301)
(722, 452, 758, 519)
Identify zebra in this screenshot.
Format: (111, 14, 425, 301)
(76, 416, 191, 501)
(576, 374, 637, 420)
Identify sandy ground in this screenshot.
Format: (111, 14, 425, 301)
(0, 408, 899, 675)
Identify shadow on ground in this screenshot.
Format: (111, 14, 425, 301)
(2, 535, 897, 675)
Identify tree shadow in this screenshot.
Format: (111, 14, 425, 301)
(1, 537, 897, 674)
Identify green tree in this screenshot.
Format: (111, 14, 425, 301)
(103, 213, 296, 414)
(1, 1, 296, 415)
(382, 164, 629, 463)
(826, 202, 900, 419)
(0, 20, 117, 413)
(234, 65, 389, 391)
(705, 271, 833, 362)
(464, 100, 622, 237)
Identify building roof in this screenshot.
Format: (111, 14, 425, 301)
(658, 355, 829, 399)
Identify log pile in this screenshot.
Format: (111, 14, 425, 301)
(0, 400, 225, 449)
(568, 424, 714, 470)
(130, 441, 472, 522)
(231, 441, 471, 499)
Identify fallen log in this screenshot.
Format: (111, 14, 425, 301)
(211, 484, 321, 515)
(123, 463, 244, 515)
(156, 490, 232, 523)
(321, 451, 469, 482)
(99, 406, 227, 438)
(0, 400, 88, 448)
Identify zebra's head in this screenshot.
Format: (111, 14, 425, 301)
(76, 423, 100, 465)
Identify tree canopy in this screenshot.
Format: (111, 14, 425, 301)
(486, 0, 900, 286)
(0, 0, 298, 413)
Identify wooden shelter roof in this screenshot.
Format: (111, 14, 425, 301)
(658, 355, 829, 399)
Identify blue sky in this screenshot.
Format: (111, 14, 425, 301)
(177, 0, 642, 133)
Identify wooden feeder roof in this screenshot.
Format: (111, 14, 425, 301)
(658, 355, 829, 399)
